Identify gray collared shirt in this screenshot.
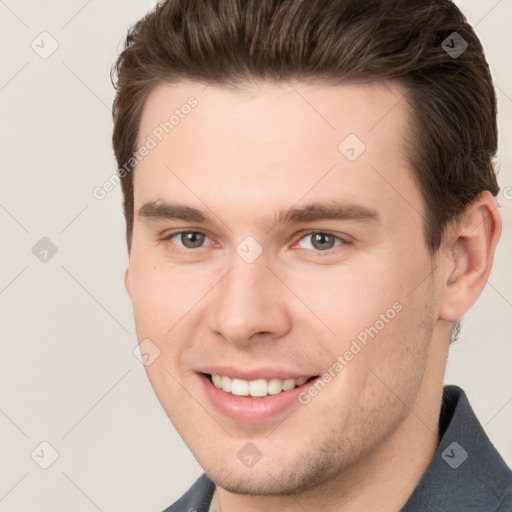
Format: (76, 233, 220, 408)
(164, 385, 512, 511)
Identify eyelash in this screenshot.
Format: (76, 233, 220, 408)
(293, 231, 349, 253)
(160, 230, 350, 254)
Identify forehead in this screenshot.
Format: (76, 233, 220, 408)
(134, 80, 421, 227)
(137, 79, 408, 149)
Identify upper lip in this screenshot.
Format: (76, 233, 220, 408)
(199, 366, 318, 381)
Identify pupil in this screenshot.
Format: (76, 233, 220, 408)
(183, 232, 204, 248)
(312, 233, 334, 250)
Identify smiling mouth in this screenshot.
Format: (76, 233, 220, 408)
(206, 373, 318, 398)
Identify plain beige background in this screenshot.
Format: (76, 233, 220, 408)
(0, 1, 511, 511)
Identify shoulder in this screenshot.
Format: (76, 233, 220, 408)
(162, 473, 215, 512)
(496, 491, 512, 511)
(402, 385, 512, 512)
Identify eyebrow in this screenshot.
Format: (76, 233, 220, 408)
(269, 201, 380, 226)
(137, 200, 380, 228)
(138, 202, 212, 223)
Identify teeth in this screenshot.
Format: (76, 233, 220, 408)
(281, 378, 296, 391)
(221, 375, 232, 393)
(267, 378, 282, 395)
(231, 378, 249, 396)
(210, 374, 310, 397)
(249, 379, 268, 397)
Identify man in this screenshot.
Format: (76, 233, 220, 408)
(111, 0, 511, 510)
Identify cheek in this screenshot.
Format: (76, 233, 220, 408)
(305, 254, 433, 381)
(288, 262, 405, 344)
(357, 275, 436, 411)
(129, 256, 213, 338)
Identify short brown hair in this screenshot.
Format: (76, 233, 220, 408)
(111, 0, 499, 253)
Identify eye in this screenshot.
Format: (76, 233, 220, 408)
(166, 231, 211, 249)
(297, 232, 344, 251)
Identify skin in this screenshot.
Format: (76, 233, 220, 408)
(125, 80, 501, 511)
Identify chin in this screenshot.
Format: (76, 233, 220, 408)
(200, 446, 345, 497)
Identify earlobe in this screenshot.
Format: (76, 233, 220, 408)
(439, 192, 501, 322)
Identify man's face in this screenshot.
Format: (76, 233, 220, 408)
(126, 81, 442, 494)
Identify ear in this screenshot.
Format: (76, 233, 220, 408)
(124, 267, 132, 299)
(438, 191, 502, 322)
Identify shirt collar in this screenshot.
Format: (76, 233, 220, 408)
(401, 385, 512, 511)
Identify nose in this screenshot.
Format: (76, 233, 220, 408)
(208, 256, 292, 346)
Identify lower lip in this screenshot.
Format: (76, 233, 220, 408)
(198, 374, 316, 423)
